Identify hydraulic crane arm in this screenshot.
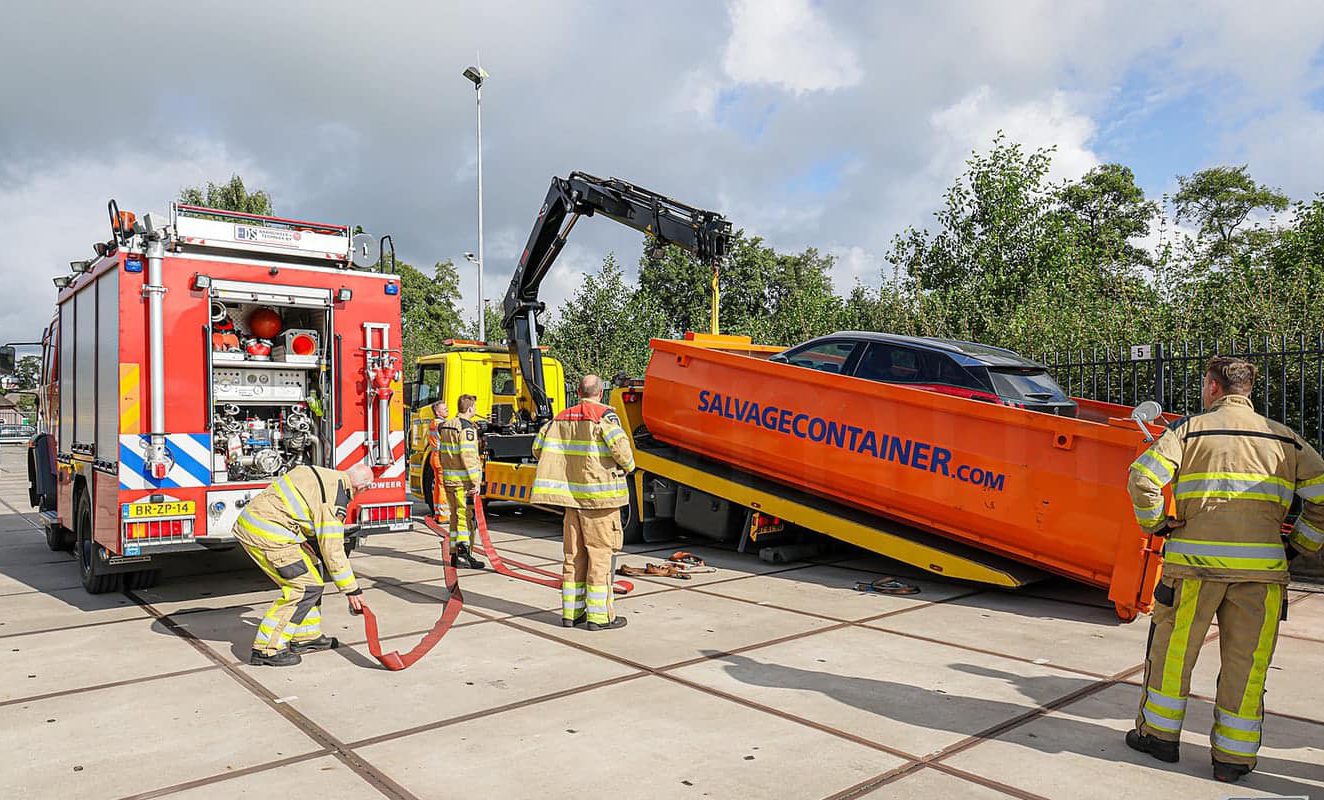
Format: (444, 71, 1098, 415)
(502, 171, 732, 425)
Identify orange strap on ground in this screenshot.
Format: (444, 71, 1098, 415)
(471, 496, 633, 595)
(352, 522, 465, 671)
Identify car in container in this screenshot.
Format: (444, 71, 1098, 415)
(769, 332, 1078, 417)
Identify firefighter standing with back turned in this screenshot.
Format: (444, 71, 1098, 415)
(435, 394, 486, 569)
(1126, 357, 1324, 782)
(233, 463, 376, 667)
(532, 374, 635, 630)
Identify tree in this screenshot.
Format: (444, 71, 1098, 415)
(1058, 163, 1159, 279)
(179, 175, 274, 215)
(545, 255, 669, 380)
(1172, 166, 1288, 250)
(637, 232, 842, 344)
(13, 356, 40, 391)
(398, 259, 467, 367)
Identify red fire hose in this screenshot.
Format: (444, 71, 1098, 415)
(352, 522, 464, 671)
(352, 496, 632, 671)
(470, 497, 634, 595)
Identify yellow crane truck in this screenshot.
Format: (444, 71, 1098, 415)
(406, 340, 568, 512)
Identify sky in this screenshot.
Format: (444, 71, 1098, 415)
(2, 1, 1323, 347)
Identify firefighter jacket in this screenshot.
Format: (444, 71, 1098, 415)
(235, 465, 360, 594)
(434, 414, 482, 488)
(531, 400, 635, 509)
(1128, 394, 1324, 583)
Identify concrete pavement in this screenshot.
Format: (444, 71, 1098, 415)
(1, 446, 1321, 799)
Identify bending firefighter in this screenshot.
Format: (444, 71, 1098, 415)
(1126, 357, 1324, 782)
(532, 374, 635, 630)
(233, 463, 375, 667)
(433, 394, 486, 569)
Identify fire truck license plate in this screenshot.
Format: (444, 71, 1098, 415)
(126, 501, 195, 519)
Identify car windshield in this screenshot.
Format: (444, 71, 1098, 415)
(987, 368, 1068, 402)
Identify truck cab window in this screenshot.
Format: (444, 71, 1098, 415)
(492, 367, 515, 396)
(414, 364, 442, 409)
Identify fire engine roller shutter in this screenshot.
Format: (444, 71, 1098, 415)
(208, 279, 332, 308)
(73, 285, 96, 447)
(95, 272, 119, 462)
(58, 300, 74, 454)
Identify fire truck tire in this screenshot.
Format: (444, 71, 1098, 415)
(45, 523, 73, 552)
(75, 491, 121, 595)
(124, 570, 161, 591)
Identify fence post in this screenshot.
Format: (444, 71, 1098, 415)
(1153, 342, 1165, 408)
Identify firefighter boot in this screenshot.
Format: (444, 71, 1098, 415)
(291, 635, 339, 654)
(1212, 760, 1253, 783)
(250, 648, 302, 667)
(1125, 729, 1180, 763)
(561, 614, 587, 628)
(586, 616, 628, 632)
(451, 543, 486, 570)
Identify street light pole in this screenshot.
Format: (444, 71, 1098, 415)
(463, 64, 489, 343)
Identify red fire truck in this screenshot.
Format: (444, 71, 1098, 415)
(22, 202, 412, 594)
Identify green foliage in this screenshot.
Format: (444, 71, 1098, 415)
(544, 255, 669, 380)
(13, 356, 40, 391)
(179, 175, 274, 215)
(1172, 166, 1289, 250)
(398, 259, 467, 367)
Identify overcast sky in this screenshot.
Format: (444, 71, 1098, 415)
(3, 1, 1323, 346)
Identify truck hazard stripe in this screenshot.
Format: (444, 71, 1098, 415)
(119, 433, 213, 490)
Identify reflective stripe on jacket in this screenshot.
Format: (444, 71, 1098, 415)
(236, 465, 360, 593)
(436, 415, 482, 487)
(1127, 394, 1324, 582)
(531, 400, 635, 509)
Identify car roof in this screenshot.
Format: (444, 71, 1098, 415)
(792, 332, 1046, 369)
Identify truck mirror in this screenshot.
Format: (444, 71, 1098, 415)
(0, 346, 15, 376)
(404, 381, 416, 407)
(1130, 400, 1163, 442)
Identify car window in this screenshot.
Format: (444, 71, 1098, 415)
(988, 368, 1069, 401)
(776, 340, 860, 374)
(492, 367, 515, 396)
(853, 344, 931, 383)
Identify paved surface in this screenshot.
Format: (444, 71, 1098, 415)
(1, 446, 1321, 800)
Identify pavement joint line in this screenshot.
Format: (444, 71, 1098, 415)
(0, 665, 220, 708)
(0, 496, 43, 529)
(1278, 631, 1324, 645)
(112, 750, 331, 800)
(924, 762, 1053, 800)
(0, 611, 154, 640)
(345, 671, 651, 750)
(124, 590, 424, 800)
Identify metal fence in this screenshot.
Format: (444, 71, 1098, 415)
(1042, 333, 1324, 451)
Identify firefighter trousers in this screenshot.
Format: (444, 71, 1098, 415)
(561, 507, 623, 624)
(1136, 576, 1283, 767)
(233, 517, 326, 656)
(443, 483, 476, 547)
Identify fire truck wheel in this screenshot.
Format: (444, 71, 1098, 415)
(123, 570, 161, 591)
(44, 523, 73, 552)
(76, 491, 121, 595)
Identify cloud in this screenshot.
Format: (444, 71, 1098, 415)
(721, 0, 863, 94)
(0, 141, 268, 344)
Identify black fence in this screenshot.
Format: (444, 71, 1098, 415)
(1042, 333, 1324, 451)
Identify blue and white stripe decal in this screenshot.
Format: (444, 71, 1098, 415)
(119, 433, 213, 490)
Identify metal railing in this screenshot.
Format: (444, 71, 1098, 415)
(1042, 333, 1324, 450)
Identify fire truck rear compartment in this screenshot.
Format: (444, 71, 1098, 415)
(207, 297, 332, 485)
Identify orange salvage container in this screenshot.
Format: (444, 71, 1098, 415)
(640, 336, 1169, 620)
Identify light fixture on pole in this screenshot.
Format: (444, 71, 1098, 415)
(462, 64, 489, 343)
(464, 252, 482, 340)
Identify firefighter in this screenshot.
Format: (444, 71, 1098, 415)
(435, 393, 486, 569)
(426, 400, 449, 517)
(531, 374, 635, 630)
(1126, 357, 1324, 782)
(233, 463, 376, 667)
